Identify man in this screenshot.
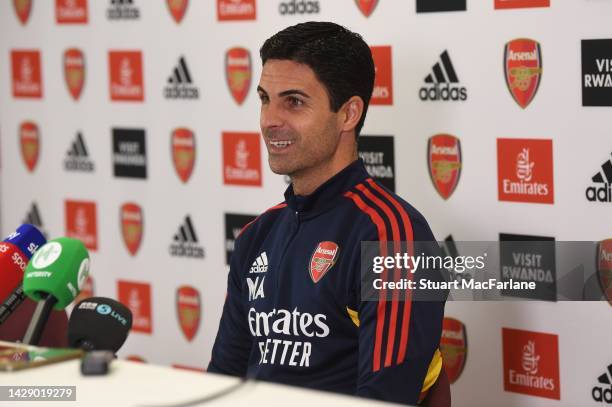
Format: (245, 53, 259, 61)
(208, 22, 446, 405)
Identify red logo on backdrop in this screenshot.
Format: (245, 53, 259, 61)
(172, 128, 196, 183)
(497, 138, 554, 204)
(495, 0, 550, 9)
(504, 38, 542, 109)
(217, 0, 256, 21)
(225, 47, 252, 105)
(13, 0, 32, 24)
(176, 285, 201, 342)
(120, 203, 143, 256)
(222, 132, 261, 186)
(55, 0, 88, 24)
(597, 239, 612, 306)
(74, 275, 94, 304)
(502, 328, 560, 400)
(370, 46, 393, 105)
(428, 134, 462, 200)
(65, 200, 98, 251)
(355, 0, 378, 17)
(440, 317, 467, 384)
(64, 48, 85, 100)
(309, 241, 339, 283)
(12, 50, 43, 98)
(19, 121, 39, 172)
(118, 280, 152, 334)
(167, 0, 188, 23)
(108, 51, 144, 102)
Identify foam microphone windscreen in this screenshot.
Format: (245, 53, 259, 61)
(68, 297, 132, 353)
(23, 237, 89, 309)
(0, 224, 46, 302)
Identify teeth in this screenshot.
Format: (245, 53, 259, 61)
(271, 140, 293, 148)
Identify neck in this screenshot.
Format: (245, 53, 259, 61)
(291, 144, 357, 196)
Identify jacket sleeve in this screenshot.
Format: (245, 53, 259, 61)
(355, 221, 446, 405)
(207, 237, 253, 376)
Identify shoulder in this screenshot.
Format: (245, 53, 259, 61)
(236, 201, 287, 242)
(342, 177, 436, 242)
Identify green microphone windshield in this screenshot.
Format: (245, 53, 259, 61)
(23, 237, 90, 310)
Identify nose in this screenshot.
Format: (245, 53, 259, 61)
(260, 102, 283, 132)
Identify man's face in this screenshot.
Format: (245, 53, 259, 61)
(257, 59, 342, 177)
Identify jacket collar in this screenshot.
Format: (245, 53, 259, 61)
(284, 159, 370, 216)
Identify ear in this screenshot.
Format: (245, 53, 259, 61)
(339, 96, 364, 134)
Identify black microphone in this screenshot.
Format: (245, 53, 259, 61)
(68, 297, 132, 353)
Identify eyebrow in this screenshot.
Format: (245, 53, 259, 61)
(257, 86, 310, 99)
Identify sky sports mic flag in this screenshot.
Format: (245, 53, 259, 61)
(0, 224, 46, 302)
(22, 237, 89, 345)
(68, 297, 132, 353)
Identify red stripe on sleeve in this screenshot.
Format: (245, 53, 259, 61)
(356, 183, 402, 368)
(365, 179, 415, 365)
(344, 190, 388, 372)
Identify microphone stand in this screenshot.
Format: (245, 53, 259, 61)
(22, 293, 58, 345)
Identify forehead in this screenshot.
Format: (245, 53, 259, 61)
(258, 59, 325, 95)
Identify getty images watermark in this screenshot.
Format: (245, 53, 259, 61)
(360, 240, 612, 302)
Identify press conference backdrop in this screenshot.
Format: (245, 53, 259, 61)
(1, 1, 611, 406)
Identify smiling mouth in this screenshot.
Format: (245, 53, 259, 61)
(269, 140, 294, 148)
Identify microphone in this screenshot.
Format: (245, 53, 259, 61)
(22, 237, 89, 345)
(3, 224, 47, 261)
(0, 224, 46, 302)
(68, 297, 132, 353)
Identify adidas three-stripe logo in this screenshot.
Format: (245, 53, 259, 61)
(424, 50, 459, 84)
(65, 132, 94, 171)
(67, 132, 89, 157)
(168, 56, 193, 85)
(592, 154, 612, 184)
(592, 364, 612, 403)
(250, 252, 268, 274)
(586, 153, 612, 203)
(24, 202, 43, 228)
(174, 215, 199, 243)
(164, 56, 199, 99)
(419, 50, 467, 101)
(170, 215, 205, 258)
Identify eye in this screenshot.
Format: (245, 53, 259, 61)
(258, 93, 269, 104)
(287, 96, 304, 108)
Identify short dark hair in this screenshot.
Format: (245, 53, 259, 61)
(260, 21, 375, 137)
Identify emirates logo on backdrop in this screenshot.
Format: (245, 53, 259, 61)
(217, 0, 256, 21)
(497, 138, 553, 204)
(65, 200, 98, 251)
(370, 46, 393, 105)
(118, 281, 152, 334)
(108, 51, 144, 102)
(55, 0, 88, 24)
(502, 328, 560, 400)
(12, 50, 43, 98)
(222, 132, 262, 186)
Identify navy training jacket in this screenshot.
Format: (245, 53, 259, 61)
(208, 159, 446, 405)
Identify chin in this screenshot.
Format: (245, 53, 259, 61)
(268, 157, 297, 176)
